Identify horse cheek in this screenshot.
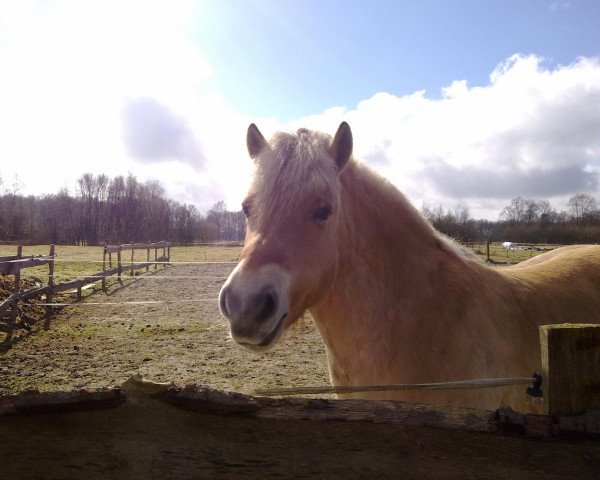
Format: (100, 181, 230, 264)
(294, 231, 339, 310)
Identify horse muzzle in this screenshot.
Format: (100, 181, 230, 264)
(219, 262, 291, 351)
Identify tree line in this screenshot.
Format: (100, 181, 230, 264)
(0, 173, 245, 245)
(422, 193, 600, 245)
(1, 171, 599, 246)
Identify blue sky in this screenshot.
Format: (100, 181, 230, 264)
(194, 0, 600, 120)
(1, 0, 599, 219)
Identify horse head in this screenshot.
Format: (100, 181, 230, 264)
(219, 122, 353, 351)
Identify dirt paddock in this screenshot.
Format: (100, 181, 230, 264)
(1, 263, 330, 396)
(2, 263, 600, 479)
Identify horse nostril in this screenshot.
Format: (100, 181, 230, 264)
(219, 288, 230, 317)
(254, 292, 277, 324)
(220, 286, 240, 319)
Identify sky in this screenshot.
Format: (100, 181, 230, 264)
(1, 0, 599, 219)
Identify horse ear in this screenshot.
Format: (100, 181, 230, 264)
(247, 123, 268, 160)
(329, 122, 353, 172)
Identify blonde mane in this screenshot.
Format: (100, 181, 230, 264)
(248, 129, 340, 230)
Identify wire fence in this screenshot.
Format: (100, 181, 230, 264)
(35, 298, 220, 307)
(254, 375, 541, 397)
(0, 242, 184, 340)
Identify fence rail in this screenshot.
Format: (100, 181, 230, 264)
(0, 242, 171, 341)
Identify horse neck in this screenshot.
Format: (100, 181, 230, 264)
(310, 160, 471, 372)
(335, 161, 445, 282)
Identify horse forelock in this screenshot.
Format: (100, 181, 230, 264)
(250, 129, 340, 228)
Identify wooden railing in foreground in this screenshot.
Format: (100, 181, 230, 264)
(256, 324, 600, 419)
(0, 242, 171, 342)
(0, 363, 599, 479)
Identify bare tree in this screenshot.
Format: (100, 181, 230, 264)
(421, 202, 475, 242)
(207, 201, 227, 241)
(500, 197, 532, 225)
(537, 200, 556, 227)
(172, 203, 202, 243)
(567, 193, 597, 225)
(76, 173, 108, 245)
(3, 175, 24, 241)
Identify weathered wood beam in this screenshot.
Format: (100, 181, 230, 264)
(541, 323, 600, 416)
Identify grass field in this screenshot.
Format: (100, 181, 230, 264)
(0, 243, 244, 284)
(0, 240, 559, 299)
(467, 242, 557, 264)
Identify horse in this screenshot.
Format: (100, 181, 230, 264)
(218, 122, 600, 412)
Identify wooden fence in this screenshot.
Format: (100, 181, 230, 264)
(0, 325, 599, 479)
(0, 242, 171, 341)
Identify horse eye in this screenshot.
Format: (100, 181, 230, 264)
(242, 201, 252, 218)
(313, 206, 332, 224)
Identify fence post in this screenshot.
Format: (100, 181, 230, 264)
(9, 245, 23, 334)
(486, 241, 490, 261)
(167, 243, 171, 262)
(102, 246, 107, 291)
(540, 324, 600, 416)
(14, 245, 22, 296)
(146, 246, 150, 273)
(130, 245, 135, 276)
(154, 245, 158, 271)
(45, 244, 55, 322)
(117, 247, 122, 282)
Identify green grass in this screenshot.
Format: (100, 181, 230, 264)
(0, 245, 103, 283)
(0, 244, 244, 285)
(0, 241, 561, 288)
(468, 242, 558, 264)
(170, 244, 242, 263)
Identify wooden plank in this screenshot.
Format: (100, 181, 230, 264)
(52, 268, 120, 293)
(0, 320, 15, 332)
(53, 279, 90, 293)
(102, 266, 121, 278)
(0, 256, 53, 275)
(0, 379, 598, 480)
(106, 243, 170, 254)
(0, 255, 19, 274)
(0, 388, 126, 415)
(541, 323, 600, 416)
(0, 285, 49, 308)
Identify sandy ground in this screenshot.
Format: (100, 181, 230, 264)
(0, 263, 330, 396)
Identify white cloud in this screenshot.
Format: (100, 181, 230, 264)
(283, 55, 600, 219)
(0, 0, 217, 201)
(1, 2, 598, 221)
(122, 98, 206, 169)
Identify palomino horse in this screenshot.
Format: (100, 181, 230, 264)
(219, 122, 600, 412)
